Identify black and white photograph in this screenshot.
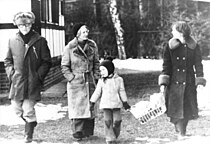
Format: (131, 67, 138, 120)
(0, 0, 210, 144)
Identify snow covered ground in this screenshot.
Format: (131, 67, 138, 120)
(0, 59, 210, 144)
(1, 59, 209, 125)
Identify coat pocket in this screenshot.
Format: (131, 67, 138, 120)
(70, 73, 85, 84)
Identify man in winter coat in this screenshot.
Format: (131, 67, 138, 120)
(61, 23, 100, 141)
(4, 11, 52, 143)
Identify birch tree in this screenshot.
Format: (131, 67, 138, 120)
(108, 0, 126, 59)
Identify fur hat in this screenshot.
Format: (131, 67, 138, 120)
(13, 12, 35, 25)
(100, 57, 115, 76)
(72, 23, 85, 37)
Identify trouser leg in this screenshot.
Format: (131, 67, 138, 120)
(103, 109, 116, 142)
(71, 119, 85, 139)
(112, 109, 122, 139)
(22, 99, 37, 122)
(83, 118, 95, 137)
(23, 99, 37, 143)
(11, 100, 24, 120)
(182, 119, 188, 135)
(11, 99, 37, 143)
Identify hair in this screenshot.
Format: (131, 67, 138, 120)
(72, 23, 86, 37)
(172, 21, 191, 38)
(13, 12, 35, 25)
(105, 56, 114, 62)
(100, 57, 115, 76)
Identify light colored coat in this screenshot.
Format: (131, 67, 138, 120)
(90, 73, 128, 109)
(61, 38, 100, 119)
(4, 31, 52, 101)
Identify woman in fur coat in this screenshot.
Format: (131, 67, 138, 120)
(61, 23, 100, 141)
(158, 21, 206, 139)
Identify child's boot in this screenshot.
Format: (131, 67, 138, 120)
(113, 120, 122, 138)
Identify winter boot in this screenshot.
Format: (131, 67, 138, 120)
(175, 120, 187, 140)
(183, 119, 189, 135)
(24, 121, 37, 143)
(72, 131, 83, 141)
(113, 120, 122, 139)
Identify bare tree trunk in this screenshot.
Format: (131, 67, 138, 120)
(108, 0, 126, 59)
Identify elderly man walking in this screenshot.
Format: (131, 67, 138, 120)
(4, 11, 52, 143)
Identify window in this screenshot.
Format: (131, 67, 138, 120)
(41, 0, 59, 24)
(51, 0, 59, 23)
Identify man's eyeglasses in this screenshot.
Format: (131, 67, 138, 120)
(17, 23, 32, 28)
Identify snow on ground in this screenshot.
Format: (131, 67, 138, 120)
(1, 59, 209, 126)
(0, 59, 210, 144)
(0, 103, 68, 125)
(0, 138, 64, 144)
(113, 58, 163, 71)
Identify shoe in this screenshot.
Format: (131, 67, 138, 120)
(177, 133, 190, 140)
(24, 137, 32, 143)
(106, 140, 117, 144)
(73, 131, 83, 141)
(74, 137, 82, 141)
(24, 121, 37, 143)
(106, 141, 112, 144)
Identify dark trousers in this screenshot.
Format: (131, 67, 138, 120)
(71, 118, 95, 138)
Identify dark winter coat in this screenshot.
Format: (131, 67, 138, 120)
(4, 31, 52, 101)
(61, 38, 100, 119)
(158, 37, 206, 120)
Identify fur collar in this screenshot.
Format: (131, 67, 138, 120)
(66, 37, 96, 61)
(168, 37, 196, 50)
(68, 37, 95, 49)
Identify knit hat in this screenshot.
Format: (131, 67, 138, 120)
(72, 23, 85, 37)
(100, 58, 115, 76)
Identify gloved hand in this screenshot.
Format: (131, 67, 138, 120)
(89, 102, 95, 111)
(123, 102, 131, 110)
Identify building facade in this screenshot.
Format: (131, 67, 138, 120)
(0, 0, 65, 94)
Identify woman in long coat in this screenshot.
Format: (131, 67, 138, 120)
(61, 23, 100, 140)
(158, 21, 206, 139)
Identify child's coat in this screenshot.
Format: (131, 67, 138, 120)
(90, 73, 127, 109)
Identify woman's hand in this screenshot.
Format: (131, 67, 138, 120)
(89, 102, 95, 111)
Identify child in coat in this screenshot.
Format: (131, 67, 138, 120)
(90, 58, 130, 144)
